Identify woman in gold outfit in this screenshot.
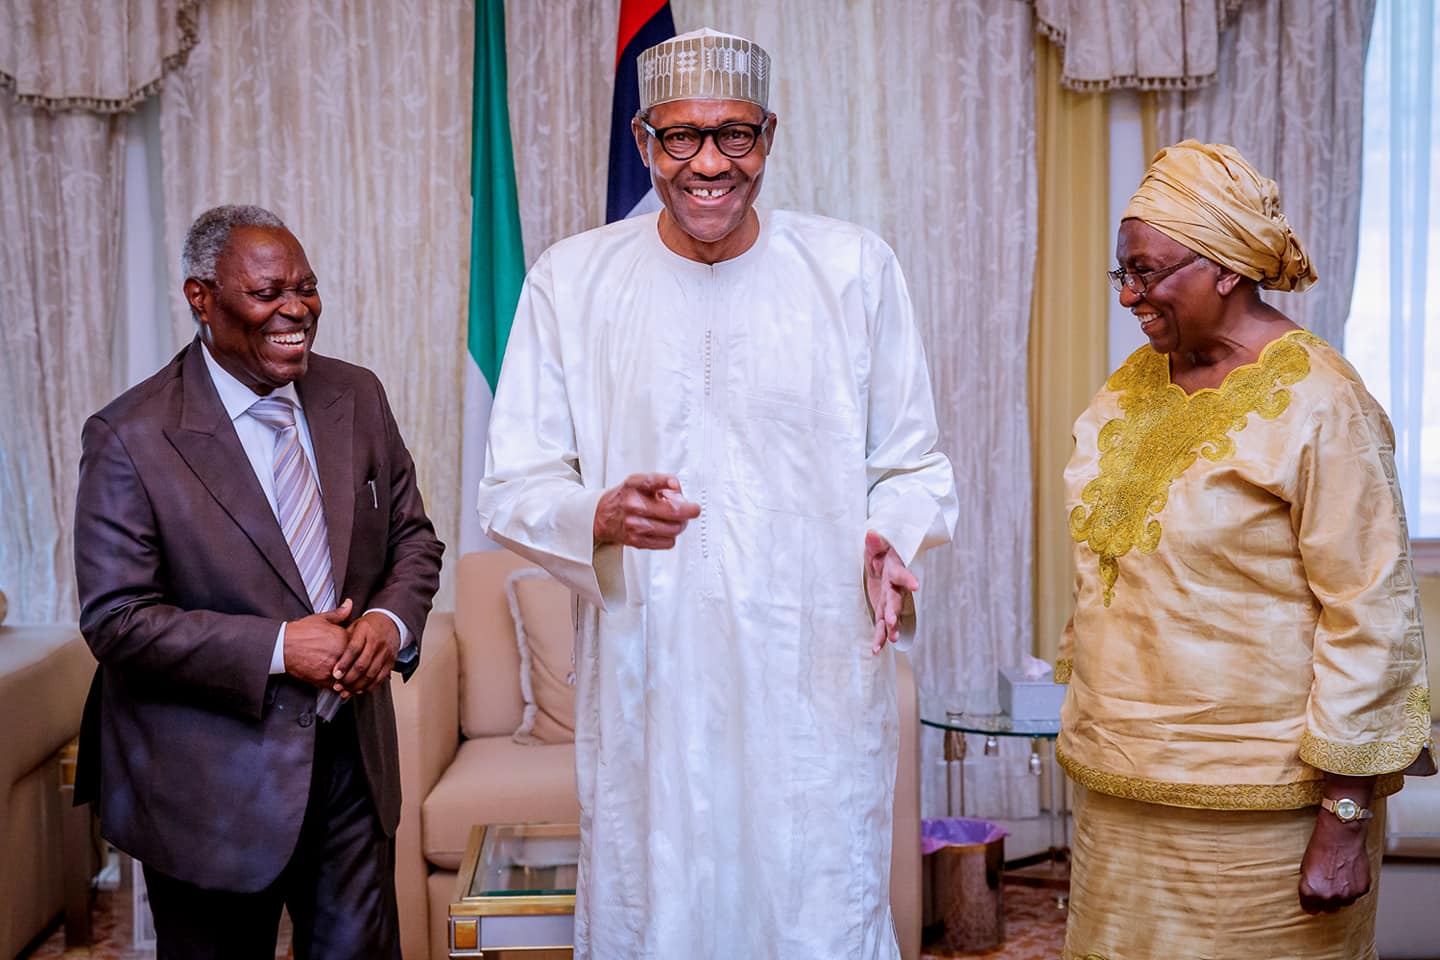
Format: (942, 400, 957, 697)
(1056, 141, 1432, 960)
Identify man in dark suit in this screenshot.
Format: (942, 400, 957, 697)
(74, 205, 443, 959)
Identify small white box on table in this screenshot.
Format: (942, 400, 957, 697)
(997, 665, 1066, 721)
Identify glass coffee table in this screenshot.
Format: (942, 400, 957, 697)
(920, 709, 1069, 902)
(450, 823, 580, 959)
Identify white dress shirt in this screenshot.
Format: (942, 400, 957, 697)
(199, 343, 411, 674)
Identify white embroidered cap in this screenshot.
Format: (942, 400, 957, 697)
(637, 27, 771, 111)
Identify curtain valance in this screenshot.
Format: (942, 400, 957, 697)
(1, 0, 199, 112)
(1031, 0, 1245, 91)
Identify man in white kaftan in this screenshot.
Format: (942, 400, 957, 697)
(477, 29, 956, 960)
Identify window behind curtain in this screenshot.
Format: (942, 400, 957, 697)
(1344, 0, 1439, 540)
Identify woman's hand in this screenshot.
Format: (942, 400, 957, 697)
(1298, 811, 1370, 913)
(1299, 773, 1378, 914)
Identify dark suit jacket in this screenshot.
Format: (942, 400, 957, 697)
(74, 340, 443, 892)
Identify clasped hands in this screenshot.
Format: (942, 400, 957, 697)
(284, 598, 400, 700)
(593, 473, 919, 655)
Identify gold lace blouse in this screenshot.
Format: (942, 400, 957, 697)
(1056, 330, 1431, 810)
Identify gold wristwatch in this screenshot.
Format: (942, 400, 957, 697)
(1320, 797, 1374, 823)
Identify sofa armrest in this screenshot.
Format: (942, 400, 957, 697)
(395, 611, 460, 960)
(0, 626, 94, 790)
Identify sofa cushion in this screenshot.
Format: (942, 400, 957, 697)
(421, 735, 581, 871)
(455, 551, 532, 739)
(507, 569, 576, 745)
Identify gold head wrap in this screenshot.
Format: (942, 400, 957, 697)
(1122, 140, 1317, 292)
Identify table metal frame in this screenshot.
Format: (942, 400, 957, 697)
(450, 823, 579, 959)
(922, 710, 1070, 903)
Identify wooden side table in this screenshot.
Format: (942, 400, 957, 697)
(57, 738, 94, 947)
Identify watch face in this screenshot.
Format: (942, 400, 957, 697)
(1335, 798, 1359, 821)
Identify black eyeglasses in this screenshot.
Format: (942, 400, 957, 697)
(639, 119, 766, 161)
(1107, 253, 1202, 295)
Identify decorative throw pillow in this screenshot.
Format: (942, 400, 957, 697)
(506, 568, 577, 745)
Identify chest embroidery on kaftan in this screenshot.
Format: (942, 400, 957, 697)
(1070, 330, 1321, 606)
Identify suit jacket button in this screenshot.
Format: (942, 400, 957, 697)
(298, 711, 314, 728)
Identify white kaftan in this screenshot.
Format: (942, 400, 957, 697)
(477, 209, 957, 960)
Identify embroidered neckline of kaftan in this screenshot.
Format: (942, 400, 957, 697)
(1069, 328, 1323, 606)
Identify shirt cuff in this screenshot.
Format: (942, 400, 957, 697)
(270, 623, 287, 675)
(366, 607, 410, 649)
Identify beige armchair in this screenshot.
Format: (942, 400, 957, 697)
(394, 550, 923, 960)
(0, 621, 95, 959)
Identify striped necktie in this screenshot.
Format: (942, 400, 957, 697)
(248, 396, 343, 721)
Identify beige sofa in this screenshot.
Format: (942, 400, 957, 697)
(0, 621, 95, 959)
(394, 550, 923, 960)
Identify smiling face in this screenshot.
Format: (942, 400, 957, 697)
(1114, 218, 1223, 357)
(633, 98, 776, 264)
(185, 225, 321, 394)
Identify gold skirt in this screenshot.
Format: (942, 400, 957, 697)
(1063, 786, 1386, 960)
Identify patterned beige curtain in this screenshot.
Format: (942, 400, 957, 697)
(0, 0, 198, 620)
(506, 0, 1039, 816)
(1151, 0, 1376, 346)
(0, 102, 125, 621)
(0, 0, 199, 112)
(1031, 0, 1245, 91)
(156, 0, 474, 605)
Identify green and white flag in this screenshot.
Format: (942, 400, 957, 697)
(460, 0, 526, 552)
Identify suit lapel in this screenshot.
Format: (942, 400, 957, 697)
(298, 366, 355, 600)
(163, 342, 313, 611)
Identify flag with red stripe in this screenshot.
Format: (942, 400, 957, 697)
(606, 0, 675, 222)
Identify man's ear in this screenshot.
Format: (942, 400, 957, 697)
(183, 278, 210, 322)
(631, 117, 652, 169)
(763, 111, 778, 155)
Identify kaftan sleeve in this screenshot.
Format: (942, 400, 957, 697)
(476, 253, 624, 609)
(1294, 377, 1431, 777)
(1055, 604, 1077, 684)
(861, 239, 958, 647)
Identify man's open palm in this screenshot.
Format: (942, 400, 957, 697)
(865, 531, 919, 654)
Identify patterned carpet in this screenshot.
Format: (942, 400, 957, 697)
(24, 884, 1063, 959)
(23, 888, 291, 959)
(923, 884, 1068, 960)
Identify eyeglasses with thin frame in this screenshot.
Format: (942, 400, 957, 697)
(1107, 253, 1202, 295)
(639, 119, 766, 161)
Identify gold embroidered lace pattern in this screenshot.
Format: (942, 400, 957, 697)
(1054, 657, 1073, 683)
(1070, 330, 1322, 605)
(1055, 742, 1405, 811)
(1299, 686, 1433, 775)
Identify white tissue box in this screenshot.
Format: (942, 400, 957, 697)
(997, 666, 1066, 720)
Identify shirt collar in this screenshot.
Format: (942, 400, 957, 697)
(199, 340, 303, 422)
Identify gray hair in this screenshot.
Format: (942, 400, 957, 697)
(181, 204, 286, 284)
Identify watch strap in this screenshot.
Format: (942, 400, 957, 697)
(1320, 797, 1374, 822)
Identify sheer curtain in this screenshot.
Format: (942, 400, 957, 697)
(1344, 0, 1438, 539)
(506, 1, 1038, 816)
(0, 103, 125, 622)
(1152, 0, 1376, 347)
(0, 0, 195, 622)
